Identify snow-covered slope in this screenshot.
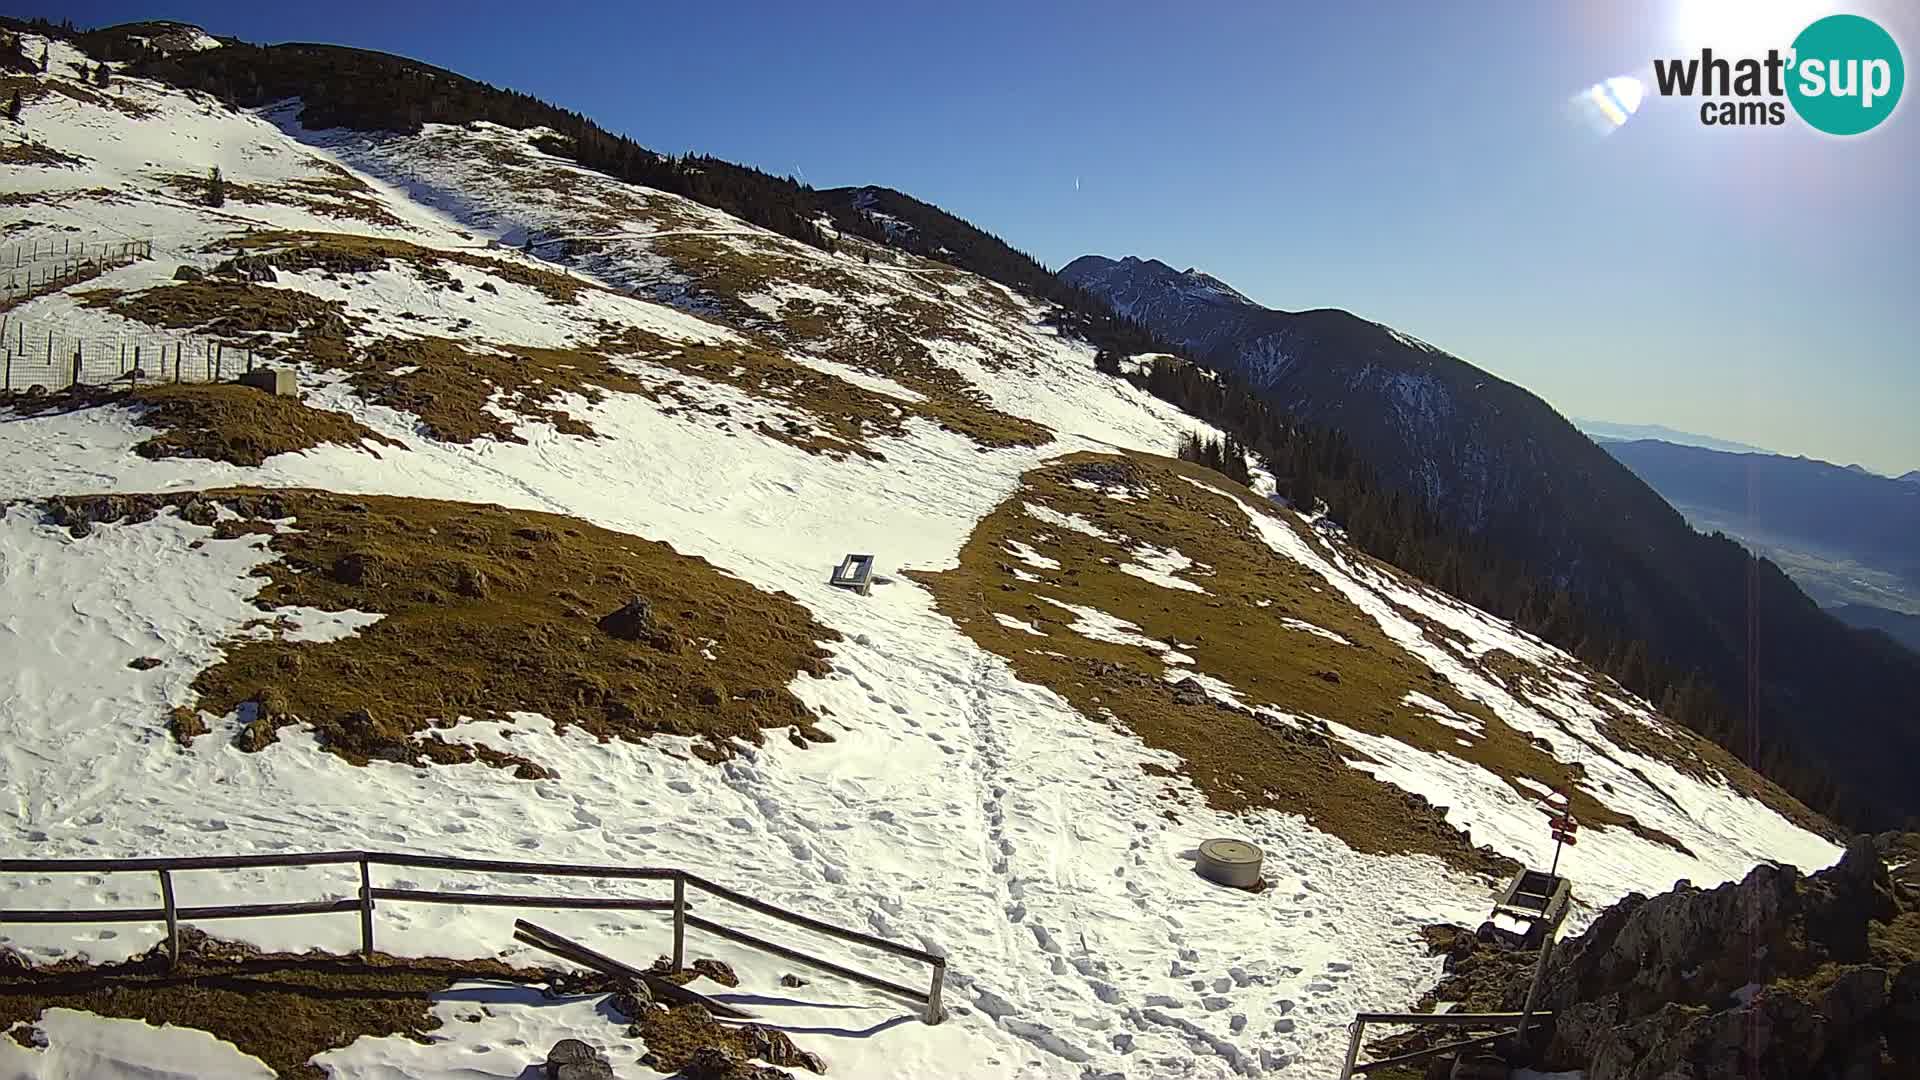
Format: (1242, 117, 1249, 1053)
(0, 31, 1840, 1080)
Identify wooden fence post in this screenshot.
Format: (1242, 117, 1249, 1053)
(3, 350, 10, 393)
(159, 869, 180, 970)
(925, 959, 946, 1024)
(672, 873, 686, 971)
(358, 858, 375, 959)
(214, 343, 222, 381)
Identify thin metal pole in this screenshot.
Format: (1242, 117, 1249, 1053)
(358, 858, 375, 959)
(159, 869, 179, 970)
(671, 872, 686, 971)
(1338, 1019, 1365, 1080)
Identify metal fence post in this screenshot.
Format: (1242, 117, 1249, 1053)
(358, 858, 375, 959)
(672, 873, 686, 971)
(1337, 1019, 1365, 1080)
(159, 869, 180, 970)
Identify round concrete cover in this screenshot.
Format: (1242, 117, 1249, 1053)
(1199, 839, 1260, 864)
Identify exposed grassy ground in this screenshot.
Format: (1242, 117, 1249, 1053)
(128, 382, 405, 466)
(914, 452, 1702, 875)
(220, 230, 597, 305)
(45, 489, 847, 771)
(0, 931, 548, 1080)
(78, 278, 354, 339)
(0, 139, 87, 168)
(156, 172, 404, 228)
(83, 229, 1050, 458)
(0, 71, 155, 118)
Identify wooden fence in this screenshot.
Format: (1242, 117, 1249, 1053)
(0, 850, 947, 1023)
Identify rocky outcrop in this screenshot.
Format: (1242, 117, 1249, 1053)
(1521, 836, 1919, 1079)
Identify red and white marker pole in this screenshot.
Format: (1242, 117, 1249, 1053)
(1546, 790, 1578, 878)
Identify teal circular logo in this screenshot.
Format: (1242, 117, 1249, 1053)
(1787, 14, 1904, 135)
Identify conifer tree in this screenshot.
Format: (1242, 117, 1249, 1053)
(208, 166, 225, 208)
(6, 90, 20, 123)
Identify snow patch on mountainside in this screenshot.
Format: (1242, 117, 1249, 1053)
(0, 44, 1844, 1079)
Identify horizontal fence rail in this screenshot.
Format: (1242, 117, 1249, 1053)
(1336, 1010, 1556, 1078)
(0, 850, 947, 1023)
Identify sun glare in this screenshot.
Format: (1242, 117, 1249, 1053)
(1672, 0, 1836, 55)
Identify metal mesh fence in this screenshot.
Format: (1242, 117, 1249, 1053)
(1, 239, 155, 299)
(0, 314, 266, 393)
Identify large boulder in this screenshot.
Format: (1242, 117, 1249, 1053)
(545, 1038, 612, 1080)
(598, 596, 656, 641)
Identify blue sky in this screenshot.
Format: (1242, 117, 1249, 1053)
(32, 0, 1920, 473)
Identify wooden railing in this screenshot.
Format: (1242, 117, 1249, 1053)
(0, 850, 946, 1023)
(1336, 1010, 1555, 1077)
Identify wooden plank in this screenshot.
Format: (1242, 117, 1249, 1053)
(671, 874, 686, 970)
(365, 852, 677, 881)
(371, 887, 674, 911)
(358, 859, 375, 959)
(0, 898, 361, 924)
(177, 899, 362, 921)
(1352, 1011, 1551, 1027)
(683, 912, 931, 1006)
(0, 851, 364, 874)
(681, 873, 943, 966)
(0, 907, 169, 924)
(511, 919, 754, 1020)
(1354, 1029, 1514, 1074)
(158, 870, 178, 970)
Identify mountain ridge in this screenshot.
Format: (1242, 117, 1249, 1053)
(1062, 251, 1920, 830)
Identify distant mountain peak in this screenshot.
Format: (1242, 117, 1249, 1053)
(1063, 253, 1257, 312)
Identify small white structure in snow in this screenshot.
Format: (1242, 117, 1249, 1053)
(1196, 838, 1263, 890)
(830, 553, 875, 596)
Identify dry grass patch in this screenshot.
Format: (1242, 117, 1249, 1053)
(0, 931, 548, 1080)
(0, 72, 153, 118)
(0, 185, 121, 208)
(156, 171, 404, 228)
(77, 279, 354, 340)
(914, 453, 1699, 873)
(220, 230, 597, 306)
(649, 235, 1049, 450)
(128, 382, 404, 466)
(44, 489, 843, 771)
(0, 140, 87, 168)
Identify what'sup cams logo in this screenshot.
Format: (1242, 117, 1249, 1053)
(1653, 13, 1904, 133)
